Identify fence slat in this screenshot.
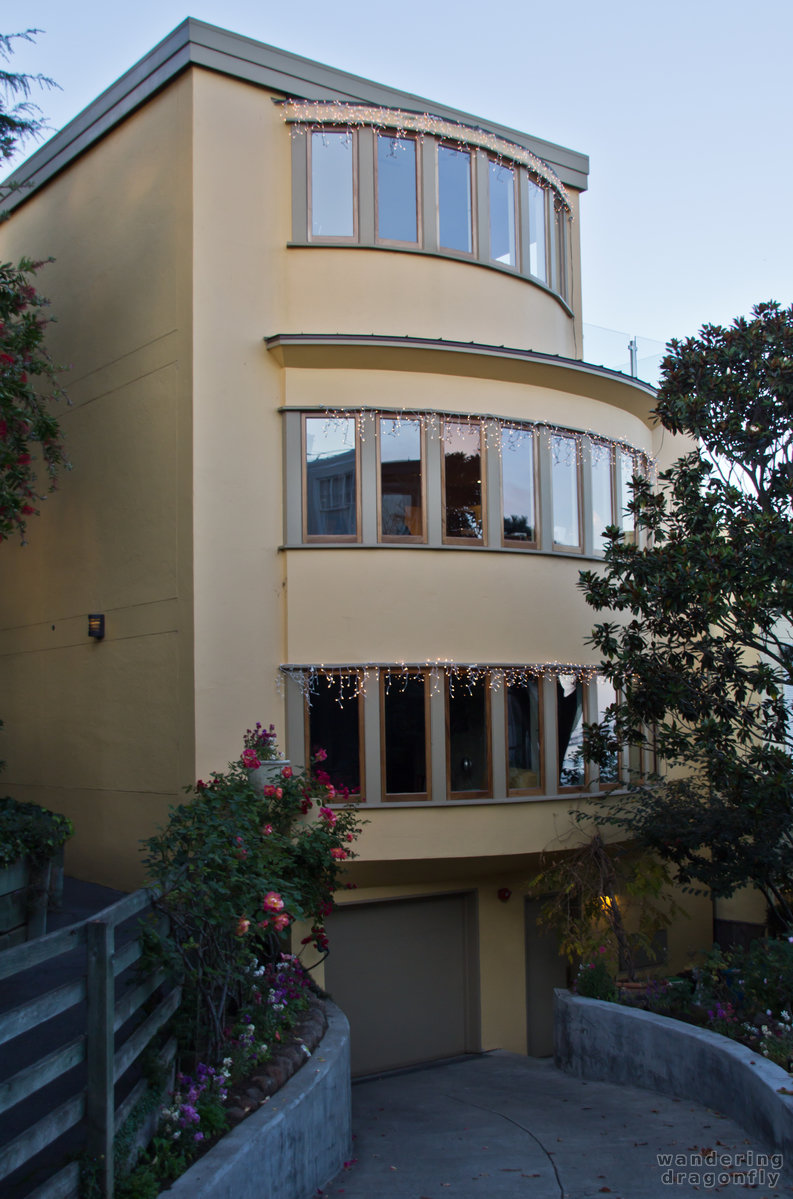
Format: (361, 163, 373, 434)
(86, 921, 115, 1198)
(0, 923, 85, 981)
(26, 1160, 81, 1199)
(0, 1035, 85, 1117)
(113, 985, 181, 1083)
(0, 1093, 85, 1182)
(114, 968, 167, 1032)
(0, 978, 86, 1049)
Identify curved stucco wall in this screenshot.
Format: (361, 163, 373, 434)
(555, 990, 793, 1160)
(159, 1002, 351, 1199)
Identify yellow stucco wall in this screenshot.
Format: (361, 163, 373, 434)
(0, 77, 196, 889)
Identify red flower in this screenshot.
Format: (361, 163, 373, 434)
(330, 848, 347, 860)
(281, 766, 293, 779)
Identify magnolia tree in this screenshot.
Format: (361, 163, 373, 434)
(142, 723, 364, 1061)
(580, 301, 793, 928)
(0, 32, 68, 544)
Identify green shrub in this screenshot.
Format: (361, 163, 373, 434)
(0, 795, 73, 867)
(575, 950, 618, 1001)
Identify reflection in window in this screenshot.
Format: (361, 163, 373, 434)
(379, 418, 423, 538)
(551, 434, 580, 547)
(305, 417, 357, 537)
(489, 161, 516, 266)
(448, 677, 489, 794)
(443, 422, 483, 541)
(528, 180, 547, 282)
(377, 135, 418, 243)
(557, 674, 584, 787)
(308, 676, 361, 796)
(594, 675, 619, 785)
(620, 450, 637, 543)
(501, 426, 535, 543)
(438, 145, 472, 253)
(383, 673, 427, 796)
(311, 131, 354, 238)
(507, 681, 541, 791)
(591, 441, 614, 553)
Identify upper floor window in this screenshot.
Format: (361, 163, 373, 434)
(501, 425, 537, 546)
(304, 416, 358, 539)
(619, 449, 638, 544)
(443, 421, 484, 542)
(488, 160, 516, 267)
(590, 440, 614, 554)
(306, 673, 363, 798)
(527, 179, 548, 283)
(377, 134, 419, 244)
(382, 671, 430, 799)
(379, 417, 424, 540)
(447, 675, 491, 797)
(557, 673, 585, 789)
(507, 679, 541, 794)
(310, 130, 355, 239)
(551, 433, 581, 550)
(438, 144, 473, 254)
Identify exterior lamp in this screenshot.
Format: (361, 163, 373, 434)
(88, 614, 105, 640)
(497, 888, 512, 903)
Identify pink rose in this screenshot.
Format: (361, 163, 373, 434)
(319, 806, 337, 827)
(330, 848, 347, 860)
(281, 766, 293, 779)
(263, 890, 284, 912)
(262, 823, 273, 836)
(314, 748, 328, 762)
(241, 748, 261, 769)
(325, 785, 336, 800)
(235, 917, 250, 936)
(272, 912, 291, 931)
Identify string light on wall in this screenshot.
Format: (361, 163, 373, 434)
(279, 100, 572, 215)
(279, 660, 603, 704)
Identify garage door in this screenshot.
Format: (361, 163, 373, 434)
(324, 892, 479, 1076)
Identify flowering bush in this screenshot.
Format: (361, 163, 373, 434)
(141, 724, 363, 1062)
(574, 947, 618, 1001)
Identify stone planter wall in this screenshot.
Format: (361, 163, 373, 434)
(555, 988, 793, 1159)
(158, 1002, 351, 1199)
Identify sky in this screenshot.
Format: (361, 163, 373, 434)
(3, 0, 792, 369)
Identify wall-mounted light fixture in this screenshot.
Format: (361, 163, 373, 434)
(497, 888, 512, 903)
(88, 614, 105, 640)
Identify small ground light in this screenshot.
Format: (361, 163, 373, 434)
(88, 614, 105, 640)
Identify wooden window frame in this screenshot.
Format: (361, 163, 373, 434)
(504, 680, 544, 796)
(550, 431, 583, 553)
(376, 415, 427, 544)
(487, 157, 519, 271)
(445, 674, 492, 800)
(556, 674, 587, 794)
(307, 127, 359, 244)
(380, 669, 431, 801)
(302, 412, 361, 544)
(441, 418, 487, 546)
(374, 131, 422, 248)
(304, 670, 366, 803)
(436, 141, 477, 259)
(590, 438, 616, 557)
(500, 424, 539, 549)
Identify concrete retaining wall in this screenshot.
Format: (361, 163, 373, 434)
(159, 1002, 351, 1199)
(555, 989, 793, 1159)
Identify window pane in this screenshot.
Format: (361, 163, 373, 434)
(591, 442, 613, 553)
(489, 161, 515, 266)
(380, 418, 422, 537)
(438, 145, 472, 253)
(377, 135, 417, 242)
(443, 422, 483, 540)
(528, 180, 547, 281)
(557, 674, 584, 787)
(501, 426, 535, 542)
(551, 434, 579, 547)
(384, 674, 427, 794)
(308, 678, 360, 795)
(620, 450, 637, 542)
(507, 681, 540, 790)
(449, 678, 488, 792)
(305, 417, 357, 536)
(311, 131, 354, 237)
(595, 675, 619, 784)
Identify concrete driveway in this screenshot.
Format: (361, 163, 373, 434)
(320, 1052, 792, 1199)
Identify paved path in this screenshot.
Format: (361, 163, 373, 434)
(321, 1052, 793, 1199)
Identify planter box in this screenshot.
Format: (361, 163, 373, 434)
(555, 988, 793, 1160)
(158, 1002, 351, 1199)
(0, 857, 52, 949)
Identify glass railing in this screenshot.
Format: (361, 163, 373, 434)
(583, 324, 667, 388)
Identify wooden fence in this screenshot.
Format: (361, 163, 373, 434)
(0, 889, 181, 1199)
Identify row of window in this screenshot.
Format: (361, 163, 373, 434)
(296, 126, 569, 299)
(301, 669, 634, 804)
(298, 412, 644, 555)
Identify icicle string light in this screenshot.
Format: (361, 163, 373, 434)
(280, 99, 572, 214)
(280, 661, 603, 704)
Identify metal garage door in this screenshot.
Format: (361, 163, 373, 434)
(324, 892, 479, 1076)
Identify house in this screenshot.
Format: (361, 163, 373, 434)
(0, 19, 716, 1074)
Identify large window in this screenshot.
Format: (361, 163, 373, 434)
(310, 130, 355, 239)
(377, 134, 418, 244)
(382, 672, 429, 799)
(443, 421, 484, 542)
(304, 416, 358, 539)
(557, 674, 584, 789)
(619, 450, 638, 544)
(379, 417, 424, 540)
(527, 179, 547, 282)
(590, 441, 614, 554)
(447, 676, 490, 797)
(551, 433, 581, 549)
(501, 425, 536, 546)
(307, 674, 363, 798)
(438, 144, 473, 254)
(594, 674, 619, 786)
(506, 680, 541, 793)
(488, 161, 516, 267)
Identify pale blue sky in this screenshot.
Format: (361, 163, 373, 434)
(3, 0, 791, 359)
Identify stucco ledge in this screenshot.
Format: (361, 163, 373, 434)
(554, 988, 793, 1159)
(157, 1002, 351, 1199)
